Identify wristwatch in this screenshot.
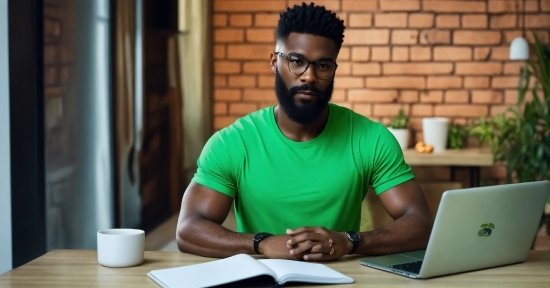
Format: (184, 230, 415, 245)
(253, 232, 272, 254)
(343, 231, 361, 254)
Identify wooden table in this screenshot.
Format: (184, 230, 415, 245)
(1, 250, 549, 287)
(403, 148, 494, 187)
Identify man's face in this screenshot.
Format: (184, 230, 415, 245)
(271, 33, 338, 124)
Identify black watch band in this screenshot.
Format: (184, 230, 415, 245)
(344, 231, 360, 254)
(253, 232, 272, 254)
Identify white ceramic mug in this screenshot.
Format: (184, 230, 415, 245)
(97, 228, 145, 268)
(422, 117, 449, 153)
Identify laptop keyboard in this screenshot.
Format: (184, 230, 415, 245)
(390, 260, 423, 274)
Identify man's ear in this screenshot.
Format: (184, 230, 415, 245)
(270, 52, 277, 73)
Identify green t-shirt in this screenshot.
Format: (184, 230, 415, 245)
(192, 103, 414, 234)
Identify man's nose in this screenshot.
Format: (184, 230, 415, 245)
(300, 63, 317, 83)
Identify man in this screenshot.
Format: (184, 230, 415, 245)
(176, 2, 432, 261)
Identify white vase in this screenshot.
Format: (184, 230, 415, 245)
(388, 128, 409, 150)
(422, 117, 449, 153)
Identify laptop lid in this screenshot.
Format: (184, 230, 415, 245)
(360, 180, 550, 279)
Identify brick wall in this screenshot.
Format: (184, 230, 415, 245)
(212, 0, 549, 185)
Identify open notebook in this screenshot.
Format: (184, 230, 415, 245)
(360, 180, 550, 279)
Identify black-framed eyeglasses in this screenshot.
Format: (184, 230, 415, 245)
(274, 52, 338, 80)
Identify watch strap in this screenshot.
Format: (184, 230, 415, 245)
(344, 231, 360, 254)
(253, 232, 272, 254)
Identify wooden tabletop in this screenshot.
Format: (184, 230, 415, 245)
(403, 147, 494, 166)
(1, 250, 549, 287)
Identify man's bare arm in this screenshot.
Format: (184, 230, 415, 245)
(176, 182, 302, 259)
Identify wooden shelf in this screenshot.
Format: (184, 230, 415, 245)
(403, 147, 494, 167)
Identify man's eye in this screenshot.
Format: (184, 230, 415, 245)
(289, 58, 303, 65)
(317, 62, 333, 69)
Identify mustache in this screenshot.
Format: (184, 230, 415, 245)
(288, 84, 324, 97)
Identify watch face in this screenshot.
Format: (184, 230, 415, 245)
(346, 231, 360, 242)
(254, 232, 272, 241)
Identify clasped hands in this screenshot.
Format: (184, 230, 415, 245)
(260, 226, 352, 261)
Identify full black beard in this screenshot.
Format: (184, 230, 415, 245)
(274, 69, 334, 124)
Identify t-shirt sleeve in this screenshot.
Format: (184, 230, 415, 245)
(191, 130, 240, 198)
(369, 124, 415, 195)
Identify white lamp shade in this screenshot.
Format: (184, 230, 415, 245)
(509, 37, 529, 60)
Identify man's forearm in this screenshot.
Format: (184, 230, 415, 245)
(355, 213, 432, 256)
(176, 217, 255, 258)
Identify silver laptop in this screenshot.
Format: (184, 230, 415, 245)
(360, 180, 550, 279)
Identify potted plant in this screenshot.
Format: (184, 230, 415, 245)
(387, 107, 409, 150)
(469, 33, 550, 231)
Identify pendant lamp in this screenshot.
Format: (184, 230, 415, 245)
(510, 0, 529, 60)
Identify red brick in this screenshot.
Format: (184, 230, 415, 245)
(214, 1, 286, 12)
(424, 0, 486, 13)
(490, 47, 511, 60)
(351, 47, 370, 61)
(490, 105, 512, 117)
(227, 44, 273, 60)
(215, 89, 242, 101)
(400, 90, 419, 102)
(543, 0, 550, 11)
(229, 103, 258, 115)
(526, 15, 550, 28)
(410, 47, 432, 61)
(243, 89, 275, 102)
(455, 62, 503, 75)
(392, 47, 409, 61)
(286, 0, 340, 11)
(409, 13, 434, 28)
(491, 14, 518, 29)
(371, 47, 391, 61)
(336, 12, 348, 25)
(491, 76, 521, 88)
(411, 104, 434, 116)
(383, 63, 453, 75)
(436, 15, 460, 28)
(435, 105, 488, 117)
(474, 47, 490, 60)
(464, 76, 490, 88)
(526, 31, 550, 44)
(420, 30, 451, 45)
(373, 104, 411, 117)
(214, 44, 226, 59)
(243, 61, 272, 74)
(214, 102, 228, 115)
(504, 90, 519, 104)
(453, 31, 502, 45)
(488, 0, 539, 13)
(44, 45, 58, 64)
(335, 77, 365, 88)
(257, 75, 275, 88)
(214, 29, 245, 42)
(44, 19, 60, 38)
(427, 76, 463, 89)
(345, 29, 390, 45)
(352, 63, 381, 75)
(213, 14, 228, 27)
(348, 14, 372, 28)
(214, 76, 227, 87)
(341, 0, 378, 11)
(462, 14, 488, 29)
(348, 89, 398, 102)
(228, 75, 256, 87)
(471, 90, 503, 104)
(504, 30, 523, 44)
(366, 77, 426, 89)
(503, 62, 524, 75)
(254, 13, 279, 27)
(392, 30, 418, 45)
(214, 61, 241, 74)
(246, 28, 275, 43)
(44, 67, 58, 85)
(214, 116, 239, 130)
(229, 14, 252, 27)
(336, 62, 352, 76)
(420, 90, 443, 103)
(352, 103, 372, 116)
(380, 0, 420, 11)
(375, 13, 408, 28)
(433, 47, 472, 61)
(445, 90, 470, 103)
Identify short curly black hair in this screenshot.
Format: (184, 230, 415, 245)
(276, 2, 346, 51)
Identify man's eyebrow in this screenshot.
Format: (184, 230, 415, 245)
(286, 52, 335, 62)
